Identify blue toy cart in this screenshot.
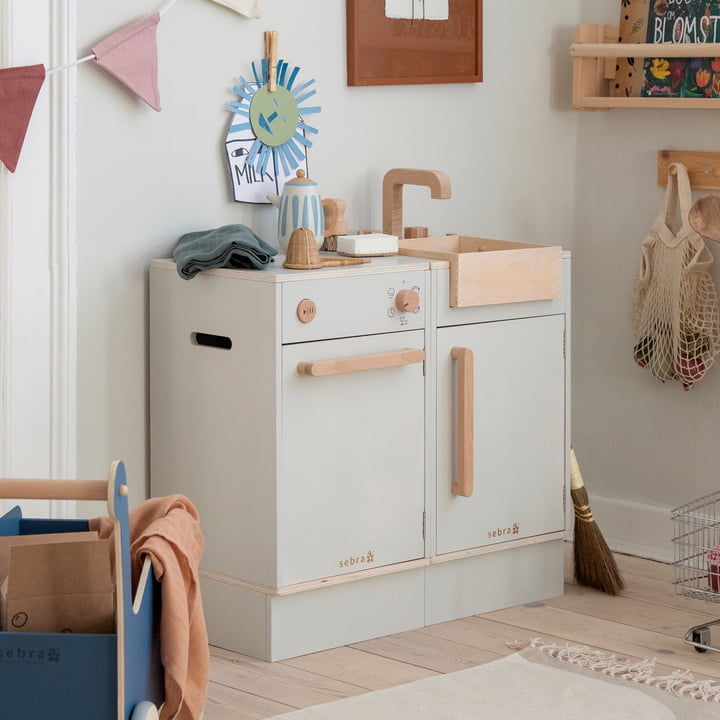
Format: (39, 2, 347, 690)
(0, 461, 163, 720)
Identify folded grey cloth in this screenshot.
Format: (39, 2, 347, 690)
(173, 224, 277, 279)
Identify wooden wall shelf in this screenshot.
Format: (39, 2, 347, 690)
(571, 24, 720, 111)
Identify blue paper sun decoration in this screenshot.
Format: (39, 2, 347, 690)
(229, 57, 321, 176)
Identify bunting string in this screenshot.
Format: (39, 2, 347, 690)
(45, 54, 95, 77)
(0, 0, 261, 173)
(158, 0, 180, 15)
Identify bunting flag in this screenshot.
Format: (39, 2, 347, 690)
(1, 0, 262, 172)
(0, 64, 46, 173)
(92, 12, 162, 112)
(208, 0, 261, 18)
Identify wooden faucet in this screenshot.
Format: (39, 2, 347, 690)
(382, 169, 452, 239)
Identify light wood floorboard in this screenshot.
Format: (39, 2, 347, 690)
(206, 548, 720, 719)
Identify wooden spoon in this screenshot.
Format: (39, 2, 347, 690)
(689, 195, 720, 242)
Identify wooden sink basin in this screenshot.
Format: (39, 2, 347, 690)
(398, 235, 562, 307)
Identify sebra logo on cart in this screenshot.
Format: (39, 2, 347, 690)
(0, 644, 61, 665)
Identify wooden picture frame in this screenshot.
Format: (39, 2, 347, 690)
(347, 0, 482, 86)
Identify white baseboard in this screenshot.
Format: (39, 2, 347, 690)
(587, 494, 674, 563)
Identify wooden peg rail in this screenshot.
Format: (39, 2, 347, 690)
(571, 24, 720, 110)
(658, 151, 720, 190)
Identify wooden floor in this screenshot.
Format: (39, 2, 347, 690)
(203, 549, 720, 719)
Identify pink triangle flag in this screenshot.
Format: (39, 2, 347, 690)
(0, 64, 46, 173)
(92, 13, 161, 111)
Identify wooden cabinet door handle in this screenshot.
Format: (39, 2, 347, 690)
(297, 348, 425, 377)
(451, 347, 474, 497)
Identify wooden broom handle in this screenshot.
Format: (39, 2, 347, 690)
(451, 347, 474, 497)
(297, 348, 425, 377)
(0, 478, 110, 501)
(569, 448, 585, 491)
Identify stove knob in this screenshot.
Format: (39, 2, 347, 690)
(395, 289, 420, 313)
(297, 299, 317, 323)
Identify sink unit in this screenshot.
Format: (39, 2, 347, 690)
(149, 250, 570, 661)
(398, 234, 562, 307)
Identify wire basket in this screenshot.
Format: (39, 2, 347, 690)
(671, 489, 720, 604)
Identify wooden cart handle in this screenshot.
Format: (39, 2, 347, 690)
(297, 348, 425, 377)
(451, 347, 474, 497)
(0, 478, 111, 501)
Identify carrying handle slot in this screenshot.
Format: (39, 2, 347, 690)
(451, 347, 474, 498)
(192, 332, 232, 350)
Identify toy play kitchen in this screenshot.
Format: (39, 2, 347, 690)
(149, 168, 571, 661)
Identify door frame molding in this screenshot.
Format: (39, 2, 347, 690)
(0, 0, 12, 479)
(48, 0, 78, 496)
(0, 2, 77, 515)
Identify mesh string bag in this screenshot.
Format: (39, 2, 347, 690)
(630, 162, 720, 390)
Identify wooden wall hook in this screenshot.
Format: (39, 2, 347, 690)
(658, 150, 720, 190)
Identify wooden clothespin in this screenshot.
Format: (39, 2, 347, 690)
(265, 30, 278, 92)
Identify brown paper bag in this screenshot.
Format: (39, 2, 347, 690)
(0, 531, 98, 579)
(0, 536, 114, 633)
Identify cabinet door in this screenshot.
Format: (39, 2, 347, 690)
(279, 330, 426, 586)
(436, 315, 565, 555)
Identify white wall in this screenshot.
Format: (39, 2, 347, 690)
(75, 1, 581, 508)
(574, 1, 720, 561)
(13, 0, 720, 561)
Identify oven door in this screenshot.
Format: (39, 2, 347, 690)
(278, 330, 425, 587)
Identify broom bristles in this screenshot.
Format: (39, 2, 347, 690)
(571, 483, 625, 595)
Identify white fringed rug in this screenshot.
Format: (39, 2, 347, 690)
(267, 639, 720, 720)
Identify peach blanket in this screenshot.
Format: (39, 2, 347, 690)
(92, 495, 208, 720)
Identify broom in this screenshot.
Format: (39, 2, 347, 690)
(570, 448, 625, 595)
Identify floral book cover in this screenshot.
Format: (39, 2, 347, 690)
(642, 0, 720, 97)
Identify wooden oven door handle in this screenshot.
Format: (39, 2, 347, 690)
(451, 347, 474, 497)
(297, 348, 425, 377)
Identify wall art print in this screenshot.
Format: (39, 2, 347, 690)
(225, 55, 320, 204)
(346, 0, 482, 86)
